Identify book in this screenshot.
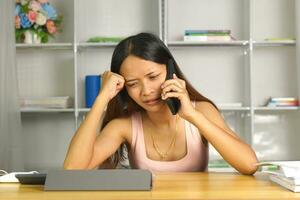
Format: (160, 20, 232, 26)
(256, 161, 300, 178)
(267, 102, 299, 107)
(270, 174, 300, 192)
(256, 161, 300, 192)
(266, 97, 299, 107)
(183, 35, 232, 42)
(20, 96, 73, 109)
(185, 33, 230, 36)
(185, 29, 231, 35)
(270, 97, 298, 101)
(270, 174, 300, 186)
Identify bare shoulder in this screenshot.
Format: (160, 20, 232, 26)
(195, 101, 219, 114)
(194, 101, 221, 128)
(194, 100, 222, 122)
(194, 101, 237, 138)
(103, 116, 132, 143)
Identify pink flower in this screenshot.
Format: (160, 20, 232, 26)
(46, 20, 57, 34)
(27, 11, 37, 23)
(38, 0, 48, 4)
(15, 16, 20, 29)
(29, 0, 41, 12)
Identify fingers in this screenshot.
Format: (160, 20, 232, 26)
(101, 70, 125, 92)
(161, 77, 185, 90)
(162, 91, 181, 100)
(102, 71, 125, 82)
(161, 75, 187, 100)
(116, 78, 125, 90)
(161, 83, 185, 100)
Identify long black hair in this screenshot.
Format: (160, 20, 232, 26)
(100, 32, 217, 168)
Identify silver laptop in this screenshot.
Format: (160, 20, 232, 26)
(44, 169, 152, 191)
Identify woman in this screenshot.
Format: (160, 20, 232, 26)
(64, 32, 258, 175)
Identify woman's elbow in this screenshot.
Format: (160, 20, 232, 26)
(240, 148, 259, 175)
(240, 164, 258, 175)
(239, 158, 259, 175)
(63, 163, 76, 170)
(63, 162, 86, 170)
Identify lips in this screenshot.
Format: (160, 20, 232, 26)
(143, 97, 161, 105)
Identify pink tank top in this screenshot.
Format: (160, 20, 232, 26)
(128, 111, 208, 172)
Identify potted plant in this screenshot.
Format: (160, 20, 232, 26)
(15, 0, 62, 44)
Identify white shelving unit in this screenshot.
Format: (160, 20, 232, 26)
(167, 40, 249, 47)
(20, 108, 75, 113)
(16, 43, 73, 50)
(16, 0, 300, 170)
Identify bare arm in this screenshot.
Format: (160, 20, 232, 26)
(161, 74, 258, 175)
(187, 102, 258, 175)
(86, 118, 130, 169)
(63, 71, 125, 169)
(63, 92, 109, 169)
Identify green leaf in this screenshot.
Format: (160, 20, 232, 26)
(15, 29, 26, 43)
(20, 4, 29, 13)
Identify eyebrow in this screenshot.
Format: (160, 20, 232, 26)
(125, 71, 157, 83)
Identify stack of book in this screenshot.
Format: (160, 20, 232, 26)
(183, 29, 233, 42)
(266, 97, 299, 107)
(256, 161, 300, 192)
(20, 96, 73, 109)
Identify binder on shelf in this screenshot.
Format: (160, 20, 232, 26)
(183, 35, 231, 42)
(183, 29, 233, 42)
(20, 96, 73, 109)
(265, 97, 299, 107)
(185, 29, 231, 35)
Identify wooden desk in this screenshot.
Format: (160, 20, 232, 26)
(1, 172, 300, 200)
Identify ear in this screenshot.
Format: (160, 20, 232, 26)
(173, 73, 177, 79)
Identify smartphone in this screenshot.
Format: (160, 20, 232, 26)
(165, 59, 181, 115)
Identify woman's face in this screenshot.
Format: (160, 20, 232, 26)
(120, 55, 167, 112)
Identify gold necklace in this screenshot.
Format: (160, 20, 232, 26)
(150, 115, 179, 160)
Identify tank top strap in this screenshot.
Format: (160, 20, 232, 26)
(130, 112, 142, 151)
(192, 100, 196, 107)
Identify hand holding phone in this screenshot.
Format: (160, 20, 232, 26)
(165, 59, 181, 115)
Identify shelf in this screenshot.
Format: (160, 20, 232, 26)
(16, 43, 73, 50)
(254, 106, 299, 111)
(167, 40, 248, 47)
(219, 107, 250, 111)
(78, 42, 118, 49)
(253, 40, 296, 47)
(20, 108, 75, 113)
(21, 107, 299, 113)
(78, 108, 91, 113)
(78, 107, 250, 113)
(168, 40, 296, 47)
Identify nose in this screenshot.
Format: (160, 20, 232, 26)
(141, 83, 153, 96)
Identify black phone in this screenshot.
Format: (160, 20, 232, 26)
(165, 59, 181, 115)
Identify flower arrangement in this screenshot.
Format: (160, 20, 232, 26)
(15, 0, 62, 43)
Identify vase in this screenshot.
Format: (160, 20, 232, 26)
(23, 30, 41, 44)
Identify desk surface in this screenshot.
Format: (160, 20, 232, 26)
(1, 172, 300, 200)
